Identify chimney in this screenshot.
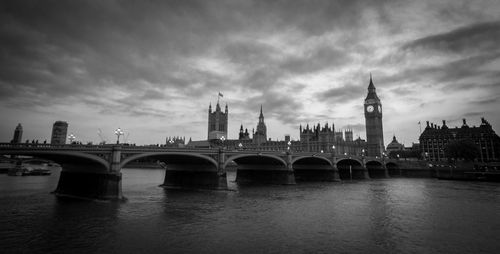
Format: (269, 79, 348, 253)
(462, 118, 467, 125)
(426, 121, 429, 127)
(442, 120, 446, 126)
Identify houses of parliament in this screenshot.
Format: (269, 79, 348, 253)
(187, 76, 386, 157)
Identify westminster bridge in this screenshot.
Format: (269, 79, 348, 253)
(0, 143, 404, 200)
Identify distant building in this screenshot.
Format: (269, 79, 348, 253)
(11, 123, 23, 144)
(207, 101, 228, 140)
(238, 125, 251, 140)
(419, 118, 500, 162)
(50, 121, 68, 145)
(386, 135, 404, 154)
(253, 106, 267, 145)
(299, 123, 366, 155)
(165, 136, 185, 148)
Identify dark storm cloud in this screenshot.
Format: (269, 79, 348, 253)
(402, 20, 500, 54)
(471, 97, 499, 105)
(222, 40, 277, 65)
(378, 52, 500, 90)
(0, 0, 240, 107)
(240, 88, 305, 126)
(317, 83, 364, 103)
(0, 0, 391, 108)
(280, 46, 352, 74)
(251, 0, 395, 36)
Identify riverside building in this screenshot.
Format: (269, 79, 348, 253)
(419, 118, 500, 162)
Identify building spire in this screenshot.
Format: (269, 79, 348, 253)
(365, 73, 379, 101)
(259, 105, 264, 123)
(368, 73, 375, 91)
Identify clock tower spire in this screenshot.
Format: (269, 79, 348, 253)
(364, 75, 384, 157)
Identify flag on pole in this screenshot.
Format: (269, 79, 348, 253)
(218, 92, 223, 98)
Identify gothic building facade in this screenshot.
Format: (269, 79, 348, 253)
(194, 76, 385, 154)
(364, 75, 384, 157)
(207, 101, 228, 140)
(253, 106, 267, 145)
(298, 123, 366, 155)
(386, 135, 404, 154)
(419, 118, 500, 162)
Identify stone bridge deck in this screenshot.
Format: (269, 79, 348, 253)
(0, 143, 399, 200)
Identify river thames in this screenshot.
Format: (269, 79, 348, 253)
(1, 168, 499, 254)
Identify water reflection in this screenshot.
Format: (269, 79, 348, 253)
(1, 169, 500, 253)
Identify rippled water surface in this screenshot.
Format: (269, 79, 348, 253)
(1, 168, 500, 254)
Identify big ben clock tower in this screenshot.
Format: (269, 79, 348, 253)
(364, 74, 384, 157)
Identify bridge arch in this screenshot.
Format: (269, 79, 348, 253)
(0, 150, 110, 172)
(224, 153, 287, 169)
(291, 156, 333, 166)
(121, 152, 218, 169)
(365, 160, 387, 178)
(336, 158, 365, 180)
(121, 152, 224, 190)
(225, 153, 293, 185)
(292, 156, 336, 181)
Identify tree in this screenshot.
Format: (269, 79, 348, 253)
(444, 139, 479, 161)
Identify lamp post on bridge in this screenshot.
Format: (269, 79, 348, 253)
(382, 151, 391, 177)
(238, 142, 243, 151)
(287, 141, 291, 152)
(115, 128, 124, 144)
(220, 135, 225, 149)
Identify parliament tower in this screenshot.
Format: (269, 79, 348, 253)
(364, 75, 384, 157)
(253, 105, 267, 145)
(207, 101, 228, 140)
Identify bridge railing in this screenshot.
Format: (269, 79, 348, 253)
(0, 143, 387, 162)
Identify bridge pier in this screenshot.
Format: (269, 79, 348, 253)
(54, 171, 123, 200)
(332, 163, 341, 181)
(362, 166, 370, 179)
(161, 170, 227, 190)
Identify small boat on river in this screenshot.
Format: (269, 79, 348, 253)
(7, 159, 61, 176)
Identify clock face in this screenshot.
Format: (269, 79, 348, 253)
(367, 105, 374, 113)
(378, 105, 382, 112)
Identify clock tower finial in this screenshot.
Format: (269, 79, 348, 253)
(364, 74, 384, 157)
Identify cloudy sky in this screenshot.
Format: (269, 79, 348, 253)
(1, 0, 499, 146)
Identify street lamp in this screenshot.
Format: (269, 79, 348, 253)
(115, 128, 124, 144)
(68, 133, 76, 144)
(220, 136, 225, 149)
(397, 154, 400, 160)
(238, 142, 243, 150)
(287, 140, 291, 151)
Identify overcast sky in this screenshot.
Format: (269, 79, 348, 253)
(1, 0, 499, 146)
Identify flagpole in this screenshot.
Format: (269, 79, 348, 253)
(418, 121, 422, 135)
